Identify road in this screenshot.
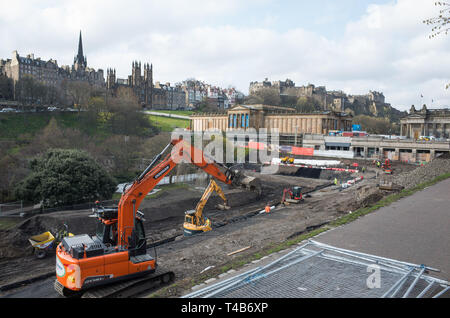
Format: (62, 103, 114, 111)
(316, 177, 450, 281)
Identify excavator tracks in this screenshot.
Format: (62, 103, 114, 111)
(55, 268, 175, 298)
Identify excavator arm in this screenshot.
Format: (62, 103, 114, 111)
(192, 179, 230, 227)
(117, 138, 260, 247)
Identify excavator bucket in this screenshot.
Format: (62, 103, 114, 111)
(217, 203, 231, 211)
(235, 174, 262, 195)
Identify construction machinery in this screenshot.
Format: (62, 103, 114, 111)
(382, 159, 393, 174)
(29, 224, 73, 259)
(281, 187, 304, 205)
(281, 156, 295, 164)
(54, 137, 261, 297)
(183, 179, 230, 236)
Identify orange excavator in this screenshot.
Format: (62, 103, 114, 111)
(54, 137, 260, 297)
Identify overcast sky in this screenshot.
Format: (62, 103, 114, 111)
(0, 0, 449, 111)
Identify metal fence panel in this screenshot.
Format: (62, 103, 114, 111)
(183, 240, 449, 298)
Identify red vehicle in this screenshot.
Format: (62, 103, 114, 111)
(382, 159, 393, 174)
(54, 137, 261, 297)
(281, 187, 303, 205)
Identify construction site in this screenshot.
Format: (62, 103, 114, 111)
(0, 136, 449, 299)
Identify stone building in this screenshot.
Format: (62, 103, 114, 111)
(107, 61, 153, 107)
(249, 78, 400, 118)
(0, 31, 105, 99)
(400, 105, 450, 139)
(150, 81, 186, 110)
(190, 104, 353, 136)
(154, 82, 186, 110)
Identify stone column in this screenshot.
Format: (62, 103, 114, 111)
(412, 149, 417, 163)
(430, 149, 436, 160)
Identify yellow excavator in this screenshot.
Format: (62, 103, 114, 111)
(281, 156, 295, 164)
(183, 179, 230, 236)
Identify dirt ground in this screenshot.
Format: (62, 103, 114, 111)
(0, 159, 418, 294)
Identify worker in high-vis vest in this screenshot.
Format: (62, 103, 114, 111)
(265, 203, 271, 213)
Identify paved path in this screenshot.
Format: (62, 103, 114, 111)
(142, 111, 190, 120)
(316, 178, 450, 281)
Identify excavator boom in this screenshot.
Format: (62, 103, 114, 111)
(117, 137, 260, 247)
(55, 137, 261, 297)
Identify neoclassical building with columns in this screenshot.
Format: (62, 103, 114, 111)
(190, 104, 353, 135)
(400, 105, 450, 139)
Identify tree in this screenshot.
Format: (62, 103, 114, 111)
(252, 87, 281, 105)
(244, 94, 264, 105)
(424, 1, 449, 38)
(107, 86, 157, 136)
(424, 1, 449, 89)
(296, 96, 321, 113)
(64, 80, 92, 109)
(0, 74, 13, 100)
(14, 149, 117, 207)
(15, 75, 47, 105)
(352, 115, 399, 135)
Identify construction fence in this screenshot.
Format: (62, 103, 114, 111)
(183, 240, 449, 298)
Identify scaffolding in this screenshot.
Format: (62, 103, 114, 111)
(183, 240, 449, 298)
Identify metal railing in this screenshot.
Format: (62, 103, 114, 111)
(183, 240, 449, 298)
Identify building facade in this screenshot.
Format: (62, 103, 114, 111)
(0, 31, 105, 97)
(190, 104, 353, 135)
(249, 78, 401, 118)
(153, 82, 186, 110)
(400, 105, 450, 139)
(107, 61, 153, 107)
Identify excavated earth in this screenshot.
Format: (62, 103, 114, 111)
(1, 157, 445, 298)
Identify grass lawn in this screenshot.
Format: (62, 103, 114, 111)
(147, 115, 190, 132)
(0, 112, 108, 140)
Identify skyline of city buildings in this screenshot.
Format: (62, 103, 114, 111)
(0, 31, 415, 115)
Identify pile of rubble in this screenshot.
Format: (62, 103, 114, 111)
(393, 156, 450, 189)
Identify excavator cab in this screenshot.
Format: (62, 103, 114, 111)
(183, 209, 212, 236)
(292, 187, 303, 200)
(92, 205, 147, 255)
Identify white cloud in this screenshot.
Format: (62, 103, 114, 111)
(0, 0, 448, 111)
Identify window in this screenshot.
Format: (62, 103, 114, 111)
(95, 222, 106, 242)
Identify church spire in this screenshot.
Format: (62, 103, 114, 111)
(74, 30, 87, 70)
(78, 31, 84, 60)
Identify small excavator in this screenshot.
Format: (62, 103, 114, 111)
(281, 187, 304, 205)
(382, 159, 393, 174)
(183, 179, 230, 236)
(54, 137, 261, 297)
(281, 156, 295, 164)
